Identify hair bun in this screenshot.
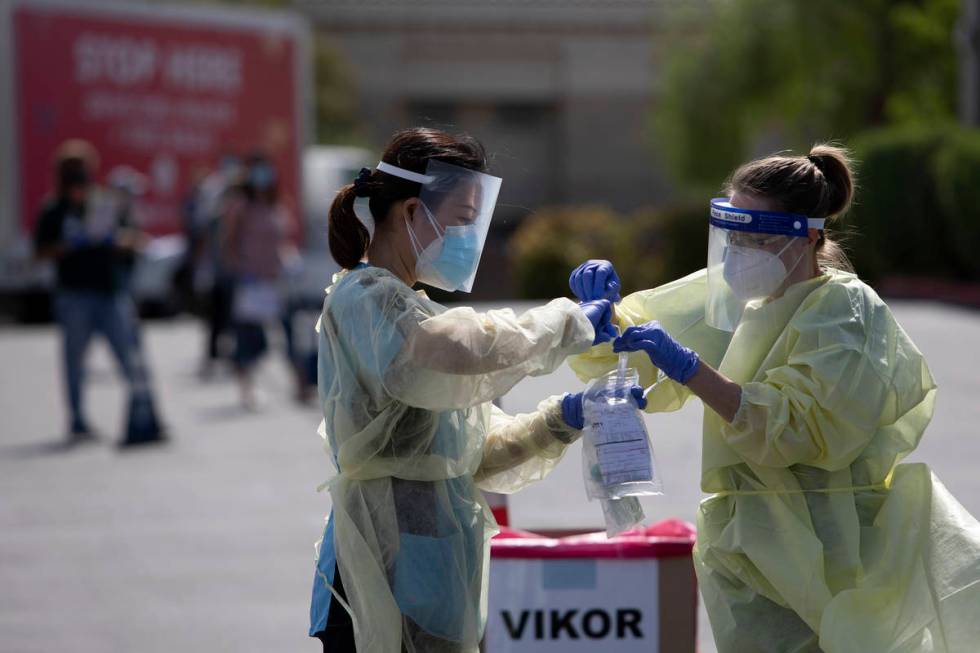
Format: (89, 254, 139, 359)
(807, 144, 854, 217)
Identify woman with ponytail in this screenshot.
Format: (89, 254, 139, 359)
(308, 128, 632, 652)
(568, 144, 980, 652)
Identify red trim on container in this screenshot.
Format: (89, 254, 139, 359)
(491, 519, 695, 560)
(490, 505, 509, 527)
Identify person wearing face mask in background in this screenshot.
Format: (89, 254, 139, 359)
(33, 140, 166, 446)
(182, 153, 244, 378)
(223, 152, 297, 410)
(307, 127, 633, 653)
(568, 144, 980, 652)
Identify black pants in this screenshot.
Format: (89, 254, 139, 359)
(207, 279, 233, 361)
(315, 564, 356, 652)
(233, 322, 268, 370)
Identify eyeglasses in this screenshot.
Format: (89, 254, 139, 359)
(727, 232, 786, 248)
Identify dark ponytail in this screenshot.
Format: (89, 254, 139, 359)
(327, 127, 488, 270)
(725, 142, 857, 271)
(328, 184, 369, 269)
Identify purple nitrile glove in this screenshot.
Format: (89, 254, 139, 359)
(578, 299, 617, 345)
(569, 259, 621, 303)
(613, 321, 700, 384)
(561, 386, 648, 431)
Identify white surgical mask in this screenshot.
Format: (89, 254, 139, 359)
(722, 239, 796, 299)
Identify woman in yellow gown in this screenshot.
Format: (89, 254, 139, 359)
(570, 145, 980, 652)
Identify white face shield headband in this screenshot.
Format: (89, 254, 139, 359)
(351, 159, 502, 293)
(705, 198, 825, 331)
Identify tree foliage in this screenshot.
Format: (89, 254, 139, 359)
(312, 36, 363, 145)
(655, 0, 961, 187)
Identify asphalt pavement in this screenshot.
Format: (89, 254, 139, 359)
(1, 299, 978, 652)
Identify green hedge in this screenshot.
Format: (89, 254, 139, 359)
(933, 129, 980, 278)
(849, 125, 980, 282)
(509, 204, 707, 299)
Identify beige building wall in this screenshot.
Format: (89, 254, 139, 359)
(299, 1, 683, 226)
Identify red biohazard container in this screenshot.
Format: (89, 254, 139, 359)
(486, 520, 697, 653)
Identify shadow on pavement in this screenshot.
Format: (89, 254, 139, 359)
(193, 403, 258, 423)
(0, 436, 98, 459)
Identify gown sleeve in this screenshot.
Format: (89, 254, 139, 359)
(569, 268, 732, 413)
(337, 271, 596, 412)
(719, 283, 934, 470)
(473, 398, 579, 494)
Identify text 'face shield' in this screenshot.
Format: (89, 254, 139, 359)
(706, 198, 823, 331)
(399, 160, 502, 293)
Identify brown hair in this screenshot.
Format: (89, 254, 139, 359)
(53, 139, 99, 195)
(725, 143, 856, 271)
(328, 127, 488, 269)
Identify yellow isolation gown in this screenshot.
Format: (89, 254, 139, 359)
(571, 268, 980, 652)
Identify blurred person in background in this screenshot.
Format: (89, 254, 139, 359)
(106, 164, 149, 292)
(106, 164, 149, 216)
(182, 153, 243, 378)
(222, 151, 295, 410)
(569, 145, 980, 652)
(176, 165, 209, 312)
(33, 139, 165, 446)
(308, 128, 627, 652)
(280, 287, 320, 405)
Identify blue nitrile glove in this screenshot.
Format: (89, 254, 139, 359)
(561, 386, 648, 430)
(561, 392, 585, 430)
(578, 299, 617, 344)
(613, 321, 700, 384)
(569, 259, 621, 302)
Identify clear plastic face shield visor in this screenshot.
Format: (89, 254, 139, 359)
(355, 159, 502, 293)
(705, 198, 825, 332)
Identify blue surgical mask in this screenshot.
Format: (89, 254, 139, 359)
(249, 163, 276, 191)
(431, 224, 482, 289)
(408, 203, 484, 292)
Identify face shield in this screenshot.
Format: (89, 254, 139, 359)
(705, 198, 825, 331)
(357, 159, 501, 293)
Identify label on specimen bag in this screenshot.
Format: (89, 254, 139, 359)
(581, 367, 662, 508)
(590, 403, 652, 486)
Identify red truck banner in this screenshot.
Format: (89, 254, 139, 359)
(14, 3, 305, 236)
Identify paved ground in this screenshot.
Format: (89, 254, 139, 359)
(1, 300, 978, 652)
